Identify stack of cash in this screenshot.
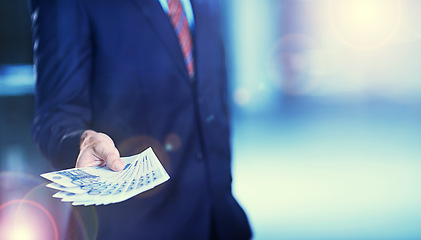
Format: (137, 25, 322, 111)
(41, 147, 170, 206)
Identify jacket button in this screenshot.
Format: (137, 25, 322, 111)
(206, 115, 215, 122)
(196, 152, 203, 160)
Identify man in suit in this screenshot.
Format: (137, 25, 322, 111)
(29, 0, 252, 239)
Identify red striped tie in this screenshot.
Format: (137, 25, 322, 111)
(167, 0, 194, 78)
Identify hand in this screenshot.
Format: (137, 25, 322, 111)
(76, 130, 125, 171)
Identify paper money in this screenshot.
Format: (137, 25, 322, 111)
(41, 147, 170, 206)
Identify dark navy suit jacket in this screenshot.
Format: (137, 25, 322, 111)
(30, 0, 251, 239)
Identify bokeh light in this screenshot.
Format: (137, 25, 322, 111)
(233, 88, 251, 106)
(164, 133, 182, 152)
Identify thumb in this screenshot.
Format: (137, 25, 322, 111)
(93, 143, 125, 171)
(108, 157, 126, 172)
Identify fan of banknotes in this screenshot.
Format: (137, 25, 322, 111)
(41, 147, 170, 206)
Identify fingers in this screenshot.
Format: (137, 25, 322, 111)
(75, 147, 102, 168)
(76, 130, 125, 171)
(95, 144, 125, 171)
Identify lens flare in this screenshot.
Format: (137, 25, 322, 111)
(329, 0, 402, 50)
(70, 206, 99, 240)
(7, 227, 33, 240)
(0, 199, 58, 240)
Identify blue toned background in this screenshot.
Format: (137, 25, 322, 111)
(1, 0, 421, 239)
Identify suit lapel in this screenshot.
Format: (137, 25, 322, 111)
(132, 0, 189, 79)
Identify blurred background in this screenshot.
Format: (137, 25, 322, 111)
(1, 0, 421, 239)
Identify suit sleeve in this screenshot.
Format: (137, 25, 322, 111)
(30, 0, 93, 169)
